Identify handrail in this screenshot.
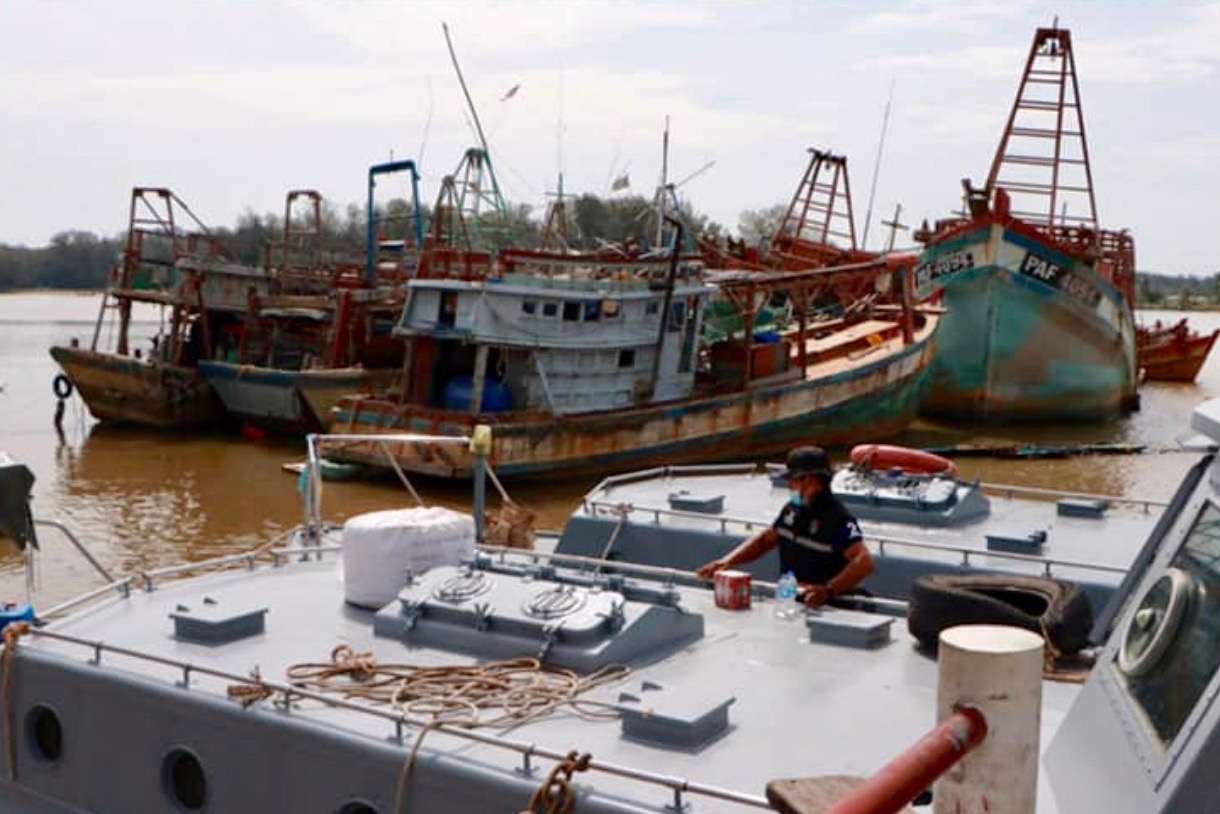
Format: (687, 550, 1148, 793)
(23, 627, 770, 811)
(819, 708, 988, 814)
(33, 519, 116, 583)
(584, 465, 1169, 513)
(37, 578, 134, 621)
(583, 500, 1129, 577)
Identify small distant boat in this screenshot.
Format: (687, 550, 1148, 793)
(1137, 318, 1219, 382)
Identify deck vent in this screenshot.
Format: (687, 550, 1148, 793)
(614, 680, 735, 751)
(805, 608, 893, 649)
(1056, 497, 1109, 519)
(169, 598, 267, 645)
(667, 491, 725, 514)
(985, 529, 1048, 553)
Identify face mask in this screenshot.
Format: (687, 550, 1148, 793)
(789, 491, 806, 508)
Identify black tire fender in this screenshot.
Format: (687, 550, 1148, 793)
(52, 373, 74, 400)
(907, 573, 1094, 655)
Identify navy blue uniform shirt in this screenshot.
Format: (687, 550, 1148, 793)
(772, 488, 864, 585)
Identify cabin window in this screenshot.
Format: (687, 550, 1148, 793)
(618, 349, 636, 368)
(542, 301, 559, 318)
(563, 301, 581, 321)
(521, 300, 538, 315)
(162, 748, 208, 811)
(1120, 500, 1220, 745)
(25, 705, 63, 763)
(602, 300, 621, 318)
(583, 301, 601, 321)
(645, 302, 660, 316)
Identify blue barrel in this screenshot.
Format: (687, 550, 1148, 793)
(754, 330, 782, 344)
(443, 376, 512, 413)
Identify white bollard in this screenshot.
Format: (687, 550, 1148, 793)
(934, 624, 1044, 814)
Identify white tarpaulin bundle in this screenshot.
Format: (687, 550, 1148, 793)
(341, 506, 476, 608)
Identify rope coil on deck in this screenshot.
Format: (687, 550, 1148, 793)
(227, 646, 628, 814)
(279, 645, 627, 728)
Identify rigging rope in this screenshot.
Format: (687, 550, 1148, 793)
(267, 646, 627, 813)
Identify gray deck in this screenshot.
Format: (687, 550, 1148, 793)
(10, 550, 1080, 813)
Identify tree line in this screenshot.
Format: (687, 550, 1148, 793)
(0, 191, 745, 292)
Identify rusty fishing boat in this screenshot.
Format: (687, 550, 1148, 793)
(1136, 318, 1219, 383)
(913, 26, 1139, 421)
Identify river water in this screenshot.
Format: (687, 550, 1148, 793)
(3, 290, 1219, 608)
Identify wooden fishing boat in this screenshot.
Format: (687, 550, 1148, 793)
(198, 162, 420, 434)
(327, 240, 938, 478)
(1137, 318, 1219, 382)
(914, 27, 1139, 421)
(49, 187, 273, 429)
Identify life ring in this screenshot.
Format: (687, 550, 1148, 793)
(52, 373, 74, 400)
(850, 444, 956, 476)
(907, 574, 1095, 655)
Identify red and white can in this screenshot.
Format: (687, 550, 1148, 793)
(714, 569, 752, 610)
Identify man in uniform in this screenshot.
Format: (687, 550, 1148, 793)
(695, 446, 874, 607)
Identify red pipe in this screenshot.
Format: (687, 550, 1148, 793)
(824, 707, 988, 814)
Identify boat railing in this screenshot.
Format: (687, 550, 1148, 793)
(583, 499, 1130, 580)
(24, 612, 770, 811)
(586, 463, 1169, 514)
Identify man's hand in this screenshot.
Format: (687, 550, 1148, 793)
(799, 584, 831, 608)
(695, 558, 729, 580)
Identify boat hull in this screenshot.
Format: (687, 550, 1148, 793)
(198, 363, 398, 434)
(1138, 328, 1218, 383)
(916, 224, 1137, 421)
(49, 346, 226, 429)
(328, 318, 938, 479)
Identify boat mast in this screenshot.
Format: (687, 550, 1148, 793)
(861, 78, 896, 251)
(985, 24, 1099, 232)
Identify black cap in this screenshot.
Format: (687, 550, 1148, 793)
(782, 446, 833, 481)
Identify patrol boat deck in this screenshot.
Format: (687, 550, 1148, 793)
(4, 416, 1220, 813)
(556, 460, 1165, 612)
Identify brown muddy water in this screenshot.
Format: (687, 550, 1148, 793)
(3, 290, 1219, 609)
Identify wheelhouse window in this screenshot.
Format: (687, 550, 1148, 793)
(521, 300, 538, 315)
(562, 301, 580, 321)
(618, 349, 635, 368)
(583, 301, 601, 321)
(542, 301, 559, 318)
(645, 302, 660, 316)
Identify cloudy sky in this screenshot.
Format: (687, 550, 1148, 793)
(2, 1, 1218, 273)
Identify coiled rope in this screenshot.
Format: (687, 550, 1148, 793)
(249, 646, 627, 813)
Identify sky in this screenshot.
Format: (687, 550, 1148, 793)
(1, 0, 1218, 274)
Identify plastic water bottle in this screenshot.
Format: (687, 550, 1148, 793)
(774, 571, 799, 620)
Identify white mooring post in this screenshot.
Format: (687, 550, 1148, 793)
(934, 625, 1044, 814)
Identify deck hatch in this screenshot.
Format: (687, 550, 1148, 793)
(985, 528, 1048, 553)
(169, 598, 268, 644)
(1057, 497, 1109, 518)
(805, 608, 893, 648)
(614, 681, 735, 750)
(667, 491, 725, 514)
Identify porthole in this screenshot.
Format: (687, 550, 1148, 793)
(162, 748, 208, 811)
(25, 705, 63, 762)
(336, 802, 380, 814)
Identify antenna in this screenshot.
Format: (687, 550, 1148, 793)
(443, 23, 493, 158)
(861, 77, 896, 250)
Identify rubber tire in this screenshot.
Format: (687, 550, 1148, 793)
(52, 373, 74, 399)
(907, 573, 1094, 655)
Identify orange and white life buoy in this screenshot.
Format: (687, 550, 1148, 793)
(850, 444, 957, 476)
